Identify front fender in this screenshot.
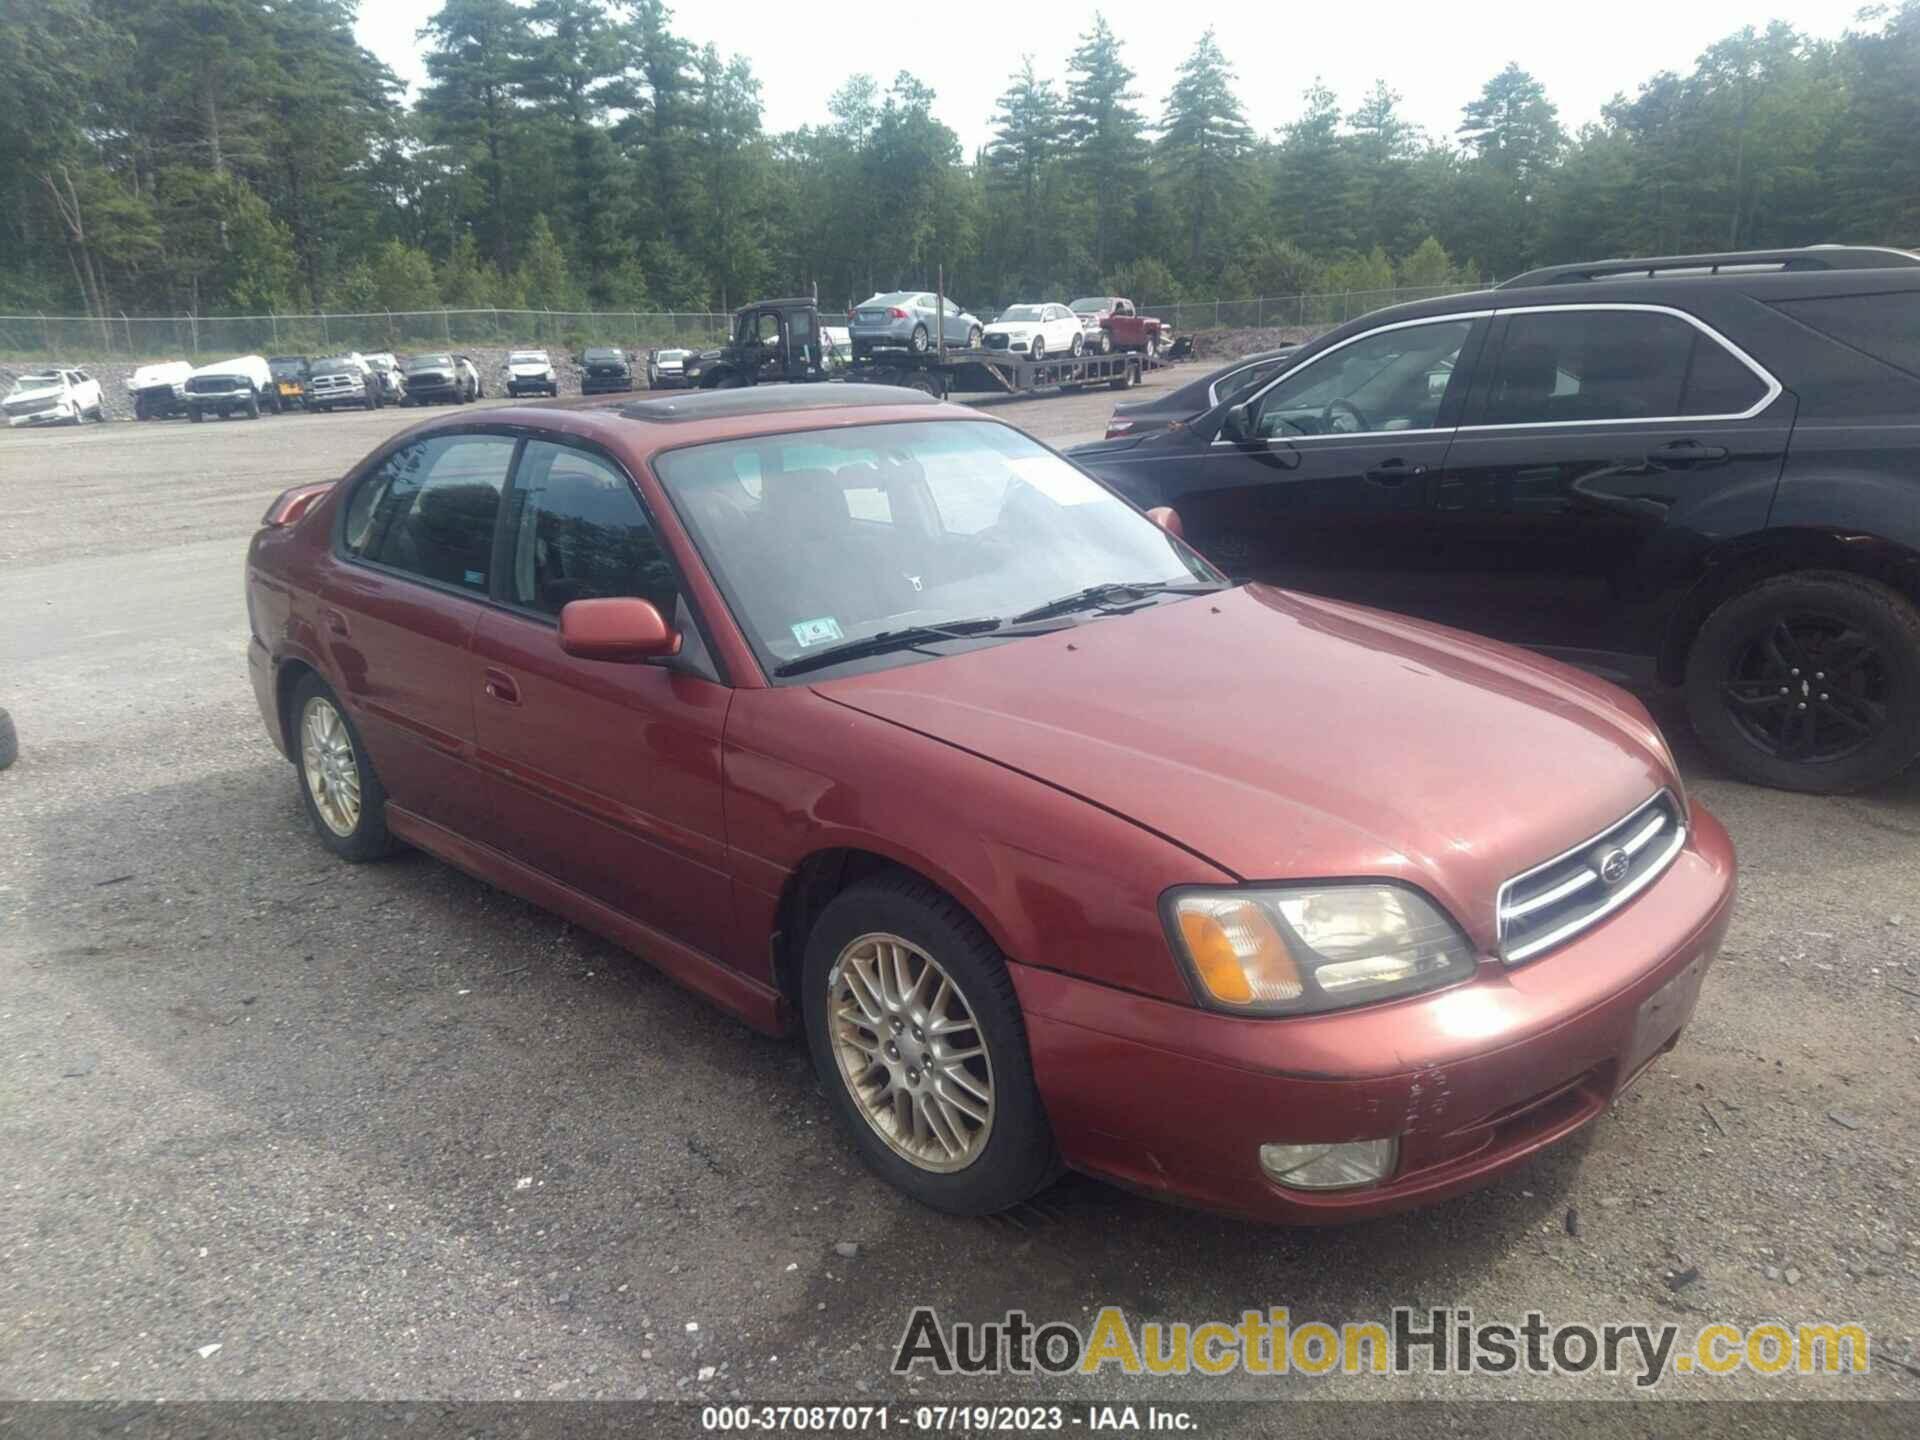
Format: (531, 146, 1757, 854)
(721, 687, 1229, 1003)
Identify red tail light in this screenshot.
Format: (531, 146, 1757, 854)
(1105, 420, 1135, 438)
(262, 480, 335, 527)
(889, 307, 909, 319)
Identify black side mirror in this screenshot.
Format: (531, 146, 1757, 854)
(1221, 402, 1257, 446)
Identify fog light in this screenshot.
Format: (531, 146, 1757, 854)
(1259, 1138, 1398, 1190)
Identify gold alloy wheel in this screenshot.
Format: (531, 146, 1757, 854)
(300, 696, 361, 837)
(828, 932, 995, 1173)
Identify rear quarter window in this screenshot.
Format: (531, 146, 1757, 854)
(1770, 291, 1920, 379)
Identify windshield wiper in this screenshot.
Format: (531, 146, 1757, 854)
(771, 617, 1010, 677)
(1008, 580, 1225, 626)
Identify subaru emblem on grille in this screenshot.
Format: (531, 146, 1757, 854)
(1596, 846, 1631, 886)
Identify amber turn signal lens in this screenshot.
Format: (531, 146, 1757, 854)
(1175, 899, 1303, 1007)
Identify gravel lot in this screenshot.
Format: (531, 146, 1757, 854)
(2, 377, 1917, 1424)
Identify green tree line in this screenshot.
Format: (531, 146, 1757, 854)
(2, 1, 1916, 321)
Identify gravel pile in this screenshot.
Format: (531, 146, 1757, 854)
(1187, 324, 1328, 362)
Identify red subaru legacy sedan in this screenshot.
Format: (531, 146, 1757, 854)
(246, 385, 1735, 1223)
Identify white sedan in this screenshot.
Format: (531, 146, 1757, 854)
(983, 303, 1085, 359)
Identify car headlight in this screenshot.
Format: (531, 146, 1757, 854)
(1165, 883, 1477, 1016)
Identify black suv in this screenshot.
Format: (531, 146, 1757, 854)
(1071, 246, 1920, 793)
(581, 347, 635, 394)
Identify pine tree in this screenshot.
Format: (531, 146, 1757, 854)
(1156, 29, 1253, 282)
(418, 0, 534, 271)
(1061, 14, 1147, 276)
(1272, 80, 1353, 257)
(985, 58, 1064, 292)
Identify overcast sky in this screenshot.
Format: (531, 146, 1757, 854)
(355, 0, 1864, 152)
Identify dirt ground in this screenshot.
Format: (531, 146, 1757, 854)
(1, 376, 1916, 1425)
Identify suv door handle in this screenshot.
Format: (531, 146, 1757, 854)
(483, 668, 521, 706)
(1364, 460, 1427, 485)
(1647, 440, 1729, 466)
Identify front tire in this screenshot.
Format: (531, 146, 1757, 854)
(967, 326, 982, 349)
(189, 407, 204, 423)
(291, 674, 399, 862)
(1070, 333, 1084, 357)
(801, 872, 1059, 1216)
(909, 325, 929, 355)
(1684, 572, 1920, 793)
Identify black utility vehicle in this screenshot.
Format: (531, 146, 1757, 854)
(580, 347, 635, 394)
(1071, 246, 1920, 793)
(1102, 345, 1299, 439)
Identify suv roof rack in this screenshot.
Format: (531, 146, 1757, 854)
(1498, 246, 1920, 289)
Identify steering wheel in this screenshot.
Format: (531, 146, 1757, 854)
(1322, 398, 1369, 434)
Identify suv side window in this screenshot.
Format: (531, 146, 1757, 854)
(506, 441, 680, 619)
(343, 434, 516, 592)
(1770, 290, 1920, 379)
(1481, 309, 1767, 425)
(1252, 318, 1475, 438)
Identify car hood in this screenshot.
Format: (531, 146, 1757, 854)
(131, 363, 192, 388)
(1067, 434, 1148, 460)
(508, 361, 551, 375)
(813, 585, 1679, 950)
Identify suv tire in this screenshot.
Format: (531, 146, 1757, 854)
(1684, 571, 1920, 793)
(800, 871, 1060, 1215)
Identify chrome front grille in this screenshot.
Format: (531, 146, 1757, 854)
(1497, 790, 1687, 964)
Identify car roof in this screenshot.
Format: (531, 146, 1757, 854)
(617, 384, 939, 426)
(397, 385, 976, 463)
(1500, 245, 1920, 288)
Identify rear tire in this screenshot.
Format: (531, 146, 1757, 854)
(189, 407, 204, 423)
(800, 871, 1060, 1216)
(1683, 571, 1920, 793)
(909, 325, 929, 355)
(290, 674, 399, 862)
(1070, 333, 1084, 357)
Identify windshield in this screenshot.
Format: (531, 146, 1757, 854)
(655, 420, 1216, 679)
(312, 360, 357, 376)
(269, 358, 307, 376)
(406, 354, 453, 370)
(1069, 299, 1109, 313)
(998, 306, 1044, 322)
(508, 351, 547, 365)
(585, 348, 624, 362)
(11, 374, 62, 393)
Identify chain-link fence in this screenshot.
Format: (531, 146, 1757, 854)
(0, 309, 733, 363)
(1135, 285, 1486, 334)
(0, 286, 1489, 362)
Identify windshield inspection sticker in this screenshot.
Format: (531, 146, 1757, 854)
(791, 616, 845, 648)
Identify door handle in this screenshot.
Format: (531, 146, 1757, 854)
(321, 607, 350, 637)
(1647, 440, 1729, 466)
(1364, 460, 1427, 485)
(483, 668, 521, 706)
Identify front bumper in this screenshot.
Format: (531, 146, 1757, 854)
(649, 370, 691, 389)
(6, 405, 76, 427)
(582, 374, 633, 393)
(506, 376, 554, 393)
(1015, 800, 1736, 1224)
(407, 380, 460, 401)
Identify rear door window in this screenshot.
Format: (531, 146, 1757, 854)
(1480, 308, 1768, 425)
(343, 434, 517, 593)
(1770, 291, 1920, 379)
